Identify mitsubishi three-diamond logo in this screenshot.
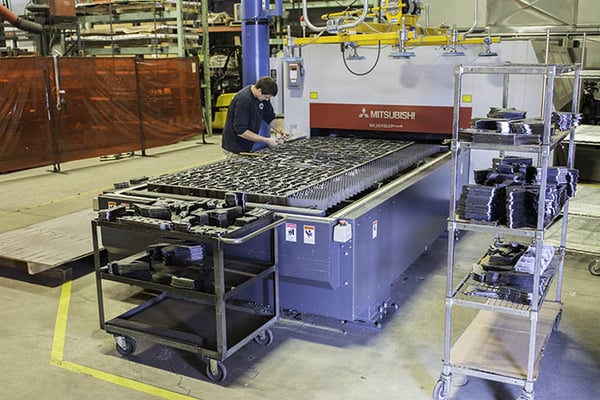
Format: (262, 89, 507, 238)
(358, 107, 370, 118)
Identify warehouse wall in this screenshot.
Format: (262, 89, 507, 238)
(577, 0, 600, 26)
(413, 0, 600, 31)
(422, 0, 487, 29)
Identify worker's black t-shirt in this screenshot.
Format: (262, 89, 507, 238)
(221, 85, 276, 154)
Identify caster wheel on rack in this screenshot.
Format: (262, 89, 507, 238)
(254, 328, 274, 346)
(517, 389, 535, 400)
(589, 260, 600, 276)
(115, 335, 136, 357)
(205, 359, 227, 382)
(432, 379, 450, 400)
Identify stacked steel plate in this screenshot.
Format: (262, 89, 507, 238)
(552, 111, 583, 130)
(464, 108, 582, 145)
(464, 240, 557, 305)
(458, 157, 531, 222)
(487, 107, 528, 120)
(457, 183, 508, 221)
(459, 157, 579, 228)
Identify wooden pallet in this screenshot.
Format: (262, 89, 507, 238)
(0, 209, 100, 275)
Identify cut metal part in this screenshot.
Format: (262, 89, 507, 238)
(147, 137, 441, 211)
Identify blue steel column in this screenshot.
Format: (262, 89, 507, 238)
(241, 0, 271, 85)
(241, 0, 282, 148)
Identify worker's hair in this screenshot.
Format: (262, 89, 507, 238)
(255, 76, 278, 96)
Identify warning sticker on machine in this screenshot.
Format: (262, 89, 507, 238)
(372, 220, 378, 239)
(303, 225, 315, 245)
(285, 223, 297, 242)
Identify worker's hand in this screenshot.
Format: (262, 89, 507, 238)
(265, 137, 279, 148)
(276, 129, 290, 141)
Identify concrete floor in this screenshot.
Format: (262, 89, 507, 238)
(0, 137, 599, 400)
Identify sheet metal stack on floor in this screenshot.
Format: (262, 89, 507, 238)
(458, 156, 579, 228)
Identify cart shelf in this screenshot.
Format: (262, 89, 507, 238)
(104, 293, 275, 359)
(100, 257, 276, 301)
(451, 212, 566, 236)
(451, 256, 560, 316)
(458, 129, 571, 152)
(449, 301, 561, 384)
(460, 63, 579, 75)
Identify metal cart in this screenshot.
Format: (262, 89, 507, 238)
(92, 215, 286, 382)
(434, 63, 580, 400)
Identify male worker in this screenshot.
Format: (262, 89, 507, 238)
(221, 76, 288, 156)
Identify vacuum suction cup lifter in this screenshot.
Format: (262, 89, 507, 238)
(479, 29, 498, 57)
(345, 42, 366, 61)
(389, 17, 415, 59)
(442, 25, 465, 57)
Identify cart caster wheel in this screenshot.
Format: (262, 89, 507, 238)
(589, 260, 600, 276)
(115, 335, 136, 357)
(517, 389, 534, 400)
(205, 359, 227, 382)
(254, 328, 274, 346)
(432, 378, 450, 400)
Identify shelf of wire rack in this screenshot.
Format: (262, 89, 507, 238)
(451, 255, 560, 316)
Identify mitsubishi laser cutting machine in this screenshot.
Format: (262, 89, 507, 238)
(96, 1, 549, 325)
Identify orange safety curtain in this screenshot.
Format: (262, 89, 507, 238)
(0, 57, 204, 173)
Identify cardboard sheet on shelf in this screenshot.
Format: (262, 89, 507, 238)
(450, 301, 561, 380)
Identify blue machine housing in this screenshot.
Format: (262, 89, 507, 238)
(273, 155, 451, 322)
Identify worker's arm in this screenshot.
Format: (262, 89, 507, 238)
(238, 130, 279, 148)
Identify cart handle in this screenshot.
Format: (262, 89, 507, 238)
(219, 216, 287, 245)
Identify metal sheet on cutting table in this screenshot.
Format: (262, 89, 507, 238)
(147, 137, 441, 210)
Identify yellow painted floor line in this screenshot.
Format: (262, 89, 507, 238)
(59, 361, 198, 400)
(50, 281, 201, 400)
(50, 280, 71, 364)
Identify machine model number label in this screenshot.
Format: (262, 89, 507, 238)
(285, 223, 297, 242)
(372, 220, 378, 239)
(303, 225, 315, 245)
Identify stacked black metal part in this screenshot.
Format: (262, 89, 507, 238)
(465, 239, 556, 305)
(98, 196, 275, 238)
(146, 137, 441, 210)
(457, 156, 579, 228)
(105, 243, 216, 292)
(552, 111, 583, 131)
(462, 107, 582, 145)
